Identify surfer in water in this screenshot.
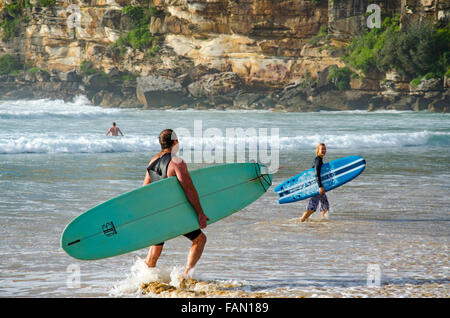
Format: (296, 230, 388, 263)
(300, 143, 329, 222)
(105, 122, 124, 136)
(142, 129, 209, 276)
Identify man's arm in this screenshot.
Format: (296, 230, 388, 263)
(315, 157, 325, 194)
(142, 170, 151, 186)
(106, 128, 111, 136)
(118, 128, 124, 136)
(172, 159, 209, 229)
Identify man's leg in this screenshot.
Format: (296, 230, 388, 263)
(320, 194, 329, 219)
(300, 210, 314, 222)
(301, 196, 319, 222)
(185, 232, 207, 276)
(145, 244, 164, 268)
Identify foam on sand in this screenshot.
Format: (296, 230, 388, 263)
(109, 258, 271, 298)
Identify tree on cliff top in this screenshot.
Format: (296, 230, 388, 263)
(376, 21, 449, 80)
(344, 15, 399, 75)
(344, 15, 449, 82)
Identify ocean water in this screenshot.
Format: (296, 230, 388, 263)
(0, 96, 448, 298)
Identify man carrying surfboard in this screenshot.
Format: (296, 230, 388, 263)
(142, 129, 210, 276)
(300, 143, 329, 222)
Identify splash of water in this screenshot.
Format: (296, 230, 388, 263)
(109, 258, 270, 298)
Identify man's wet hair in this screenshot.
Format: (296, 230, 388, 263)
(159, 129, 178, 150)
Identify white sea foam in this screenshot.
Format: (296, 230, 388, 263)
(0, 95, 120, 119)
(109, 258, 187, 297)
(0, 131, 447, 154)
(278, 131, 449, 149)
(0, 135, 160, 154)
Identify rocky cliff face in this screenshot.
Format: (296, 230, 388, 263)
(155, 0, 332, 87)
(0, 0, 448, 112)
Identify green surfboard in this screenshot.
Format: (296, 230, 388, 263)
(61, 162, 272, 260)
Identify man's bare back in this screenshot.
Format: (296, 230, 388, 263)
(106, 122, 123, 136)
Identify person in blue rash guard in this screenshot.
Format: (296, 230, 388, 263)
(300, 143, 329, 222)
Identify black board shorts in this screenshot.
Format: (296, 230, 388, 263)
(154, 229, 202, 246)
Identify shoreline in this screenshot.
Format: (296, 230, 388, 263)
(1, 70, 448, 113)
(1, 94, 439, 114)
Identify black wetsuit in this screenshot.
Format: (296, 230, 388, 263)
(147, 153, 202, 246)
(147, 153, 172, 182)
(306, 155, 329, 212)
(313, 156, 324, 188)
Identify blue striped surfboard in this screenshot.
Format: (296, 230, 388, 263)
(274, 156, 366, 204)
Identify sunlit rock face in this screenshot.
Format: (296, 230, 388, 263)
(2, 0, 338, 88)
(1, 0, 447, 111)
(157, 0, 333, 87)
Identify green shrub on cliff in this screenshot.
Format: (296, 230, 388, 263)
(146, 44, 160, 58)
(377, 22, 449, 80)
(309, 25, 328, 46)
(345, 15, 450, 82)
(80, 60, 97, 75)
(327, 66, 353, 90)
(410, 71, 441, 87)
(344, 15, 399, 75)
(124, 27, 154, 50)
(38, 0, 55, 7)
(0, 54, 22, 75)
(79, 59, 137, 84)
(1, 16, 22, 40)
(114, 5, 165, 56)
(0, 1, 32, 41)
